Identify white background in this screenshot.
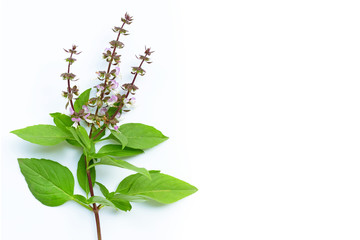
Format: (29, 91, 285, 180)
(2, 0, 360, 239)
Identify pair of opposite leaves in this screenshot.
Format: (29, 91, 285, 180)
(12, 112, 197, 211)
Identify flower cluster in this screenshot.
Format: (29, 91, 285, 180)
(61, 45, 81, 110)
(62, 13, 153, 135)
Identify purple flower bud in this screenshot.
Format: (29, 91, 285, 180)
(96, 84, 105, 90)
(71, 117, 81, 122)
(104, 48, 112, 53)
(99, 107, 108, 116)
(82, 105, 89, 113)
(124, 97, 136, 108)
(107, 95, 118, 105)
(83, 113, 94, 124)
(69, 107, 75, 115)
(109, 80, 119, 90)
(115, 66, 120, 75)
(116, 112, 121, 118)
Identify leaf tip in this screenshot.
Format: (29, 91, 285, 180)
(10, 129, 18, 134)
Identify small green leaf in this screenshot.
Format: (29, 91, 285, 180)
(93, 183, 132, 211)
(72, 194, 92, 210)
(11, 125, 69, 146)
(18, 158, 74, 206)
(88, 196, 116, 208)
(77, 155, 96, 196)
(68, 127, 84, 146)
(50, 112, 83, 147)
(111, 193, 146, 202)
(74, 88, 91, 112)
(93, 144, 143, 158)
(50, 112, 73, 132)
(96, 182, 109, 197)
(92, 126, 106, 142)
(110, 129, 128, 149)
(93, 156, 150, 179)
(119, 123, 169, 149)
(116, 171, 197, 204)
(107, 107, 119, 118)
(73, 194, 88, 204)
(66, 139, 82, 147)
(107, 195, 132, 211)
(68, 127, 95, 155)
(88, 196, 131, 211)
(76, 126, 91, 150)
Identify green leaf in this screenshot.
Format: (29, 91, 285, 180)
(11, 125, 69, 146)
(50, 112, 83, 147)
(66, 139, 82, 147)
(72, 194, 92, 210)
(88, 196, 131, 211)
(93, 144, 143, 158)
(73, 194, 88, 204)
(107, 195, 132, 211)
(50, 112, 73, 132)
(77, 155, 96, 196)
(92, 156, 150, 179)
(88, 196, 116, 208)
(68, 127, 83, 146)
(116, 171, 197, 204)
(110, 193, 146, 202)
(119, 123, 169, 149)
(18, 158, 74, 206)
(74, 88, 91, 112)
(107, 107, 120, 118)
(68, 126, 95, 155)
(92, 126, 106, 142)
(95, 182, 109, 197)
(76, 126, 91, 150)
(110, 129, 128, 149)
(93, 183, 132, 211)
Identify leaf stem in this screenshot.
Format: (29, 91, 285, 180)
(94, 207, 102, 240)
(72, 197, 93, 211)
(84, 156, 102, 240)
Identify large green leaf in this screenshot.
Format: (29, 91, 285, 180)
(11, 124, 70, 146)
(18, 158, 74, 206)
(119, 123, 168, 149)
(91, 156, 150, 179)
(93, 144, 143, 158)
(116, 171, 197, 204)
(74, 88, 91, 112)
(77, 155, 96, 196)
